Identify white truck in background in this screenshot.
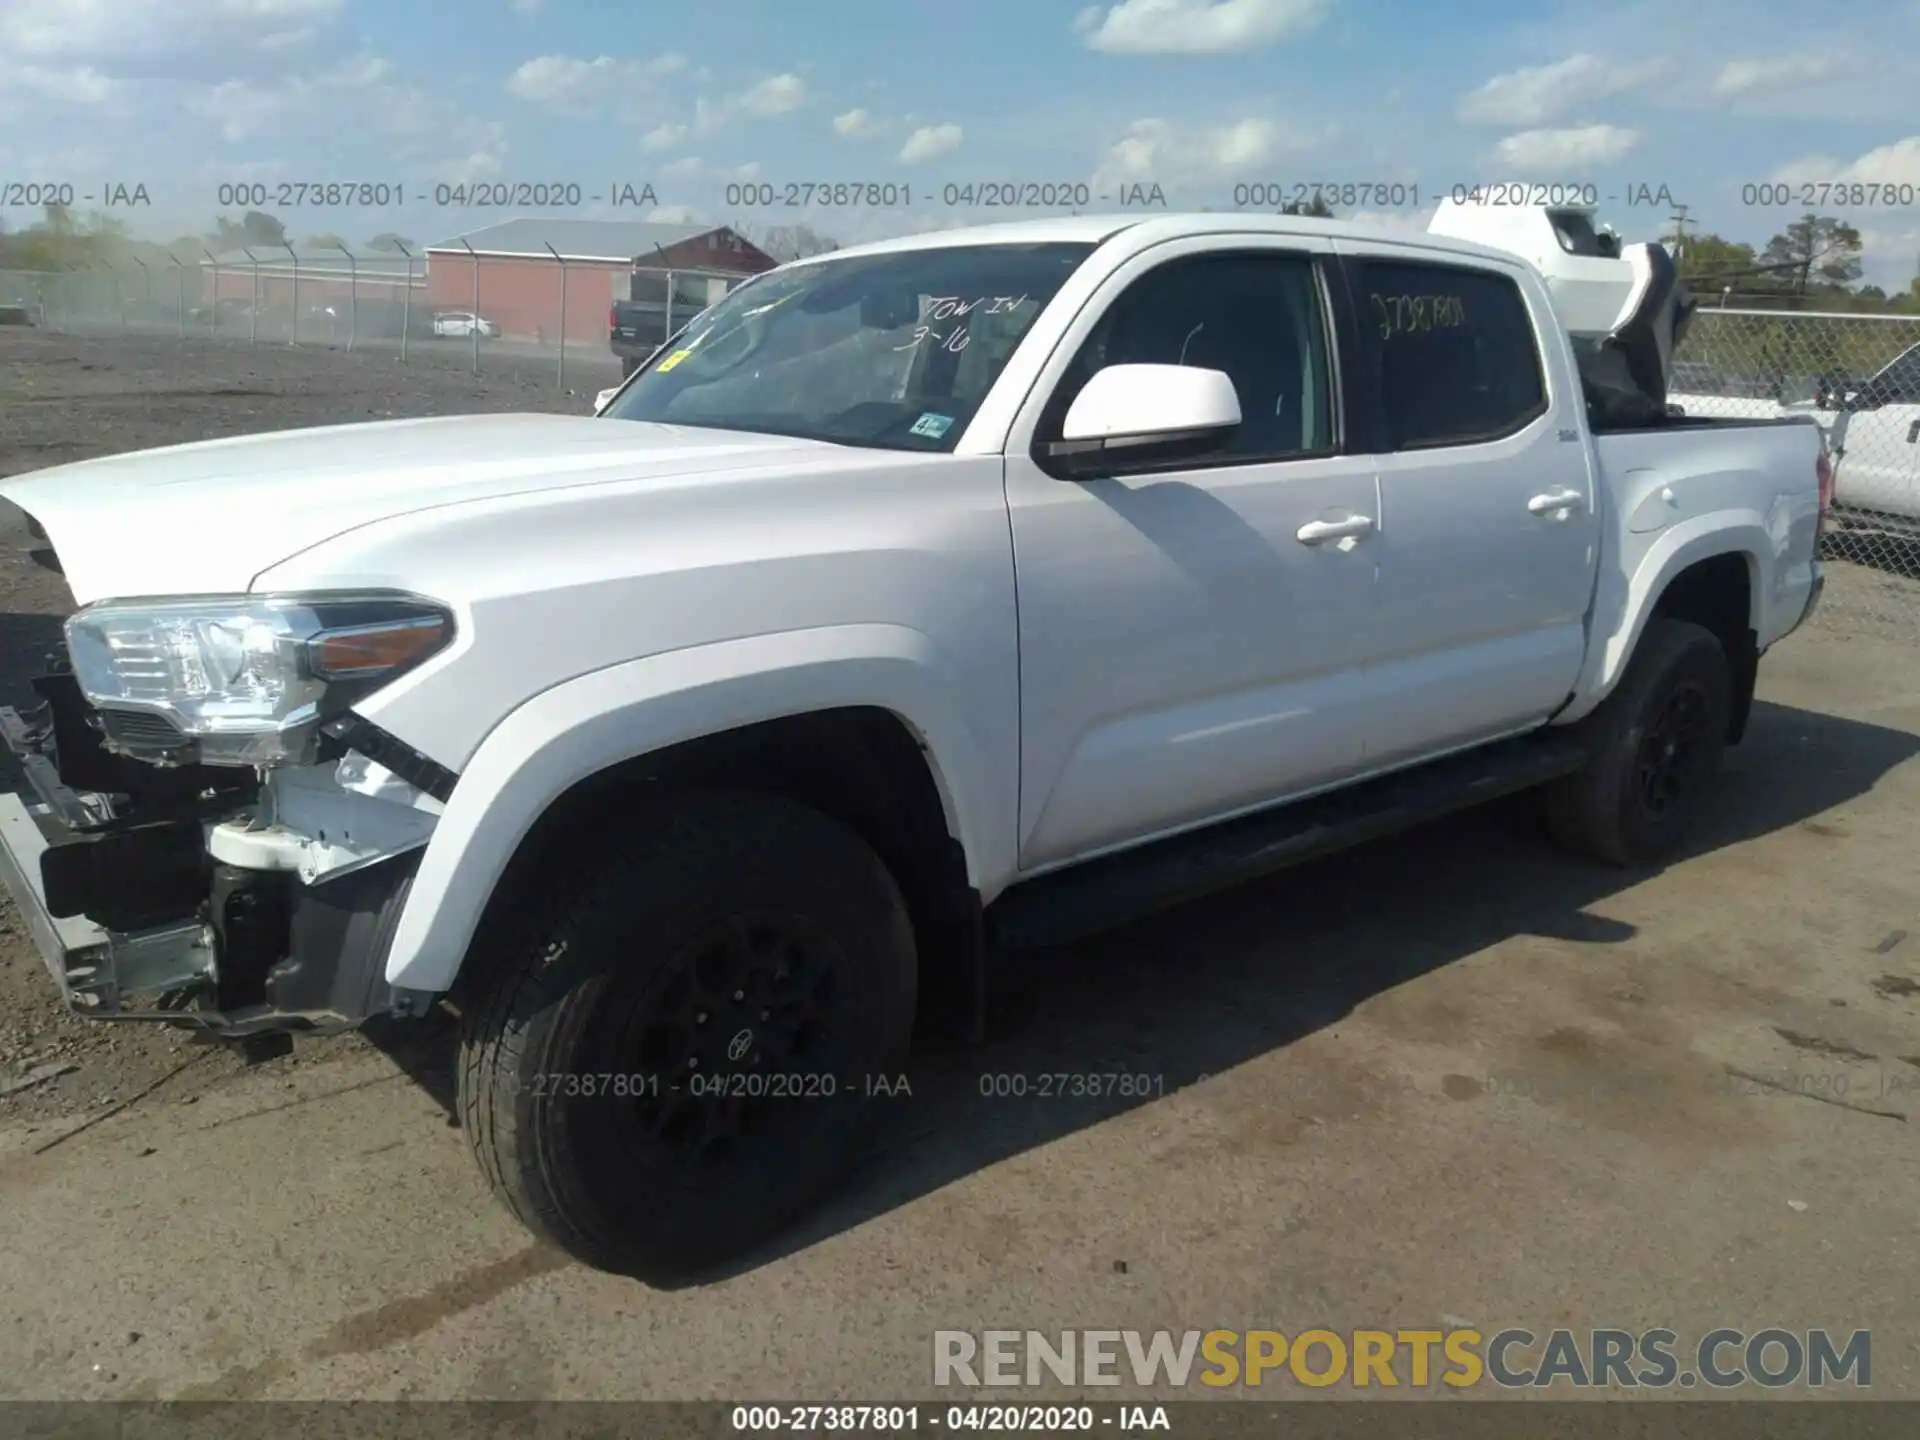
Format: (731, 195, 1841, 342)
(1668, 340, 1920, 531)
(0, 208, 1826, 1280)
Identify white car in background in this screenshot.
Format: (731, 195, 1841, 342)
(1670, 341, 1920, 528)
(432, 312, 498, 339)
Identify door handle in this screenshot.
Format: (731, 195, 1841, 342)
(1905, 419, 1918, 444)
(1295, 515, 1374, 545)
(1527, 488, 1586, 516)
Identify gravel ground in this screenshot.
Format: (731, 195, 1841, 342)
(0, 325, 600, 1126)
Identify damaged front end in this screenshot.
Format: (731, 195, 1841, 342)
(0, 581, 457, 1047)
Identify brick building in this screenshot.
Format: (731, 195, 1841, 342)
(421, 219, 778, 344)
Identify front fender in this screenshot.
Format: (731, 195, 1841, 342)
(1557, 512, 1772, 725)
(380, 623, 1011, 994)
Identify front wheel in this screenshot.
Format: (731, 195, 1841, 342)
(1544, 618, 1732, 867)
(456, 790, 917, 1280)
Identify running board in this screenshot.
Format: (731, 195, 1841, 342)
(987, 734, 1590, 950)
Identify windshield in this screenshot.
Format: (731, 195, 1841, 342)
(601, 242, 1095, 450)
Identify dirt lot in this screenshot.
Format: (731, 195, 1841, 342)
(1, 325, 1918, 1403)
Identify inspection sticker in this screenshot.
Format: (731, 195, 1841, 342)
(909, 412, 955, 438)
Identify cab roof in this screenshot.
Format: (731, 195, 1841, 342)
(793, 212, 1534, 273)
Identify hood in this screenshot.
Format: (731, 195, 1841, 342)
(0, 413, 842, 605)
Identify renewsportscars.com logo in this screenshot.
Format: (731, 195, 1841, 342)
(932, 1328, 1871, 1390)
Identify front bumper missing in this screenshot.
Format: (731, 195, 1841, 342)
(0, 693, 430, 1037)
(0, 789, 218, 1022)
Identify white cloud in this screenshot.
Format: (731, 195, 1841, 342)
(176, 50, 423, 143)
(899, 123, 964, 163)
(689, 73, 808, 136)
(323, 52, 393, 87)
(834, 107, 882, 138)
(506, 53, 685, 116)
(0, 0, 346, 77)
(1770, 136, 1920, 193)
(1851, 223, 1920, 288)
(738, 73, 806, 117)
(1458, 53, 1673, 127)
(659, 157, 762, 183)
(440, 150, 504, 184)
(1487, 124, 1640, 170)
(645, 203, 703, 225)
(0, 61, 118, 105)
(641, 122, 688, 153)
(1076, 0, 1327, 54)
(1712, 52, 1849, 99)
(509, 0, 543, 12)
(1091, 115, 1322, 189)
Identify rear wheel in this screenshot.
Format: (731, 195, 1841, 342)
(457, 790, 917, 1280)
(1545, 618, 1732, 867)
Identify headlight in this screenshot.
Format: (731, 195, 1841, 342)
(64, 592, 454, 767)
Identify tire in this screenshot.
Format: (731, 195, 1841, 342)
(620, 355, 640, 379)
(1544, 618, 1732, 867)
(457, 790, 917, 1280)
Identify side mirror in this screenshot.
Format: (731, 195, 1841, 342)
(1042, 364, 1241, 474)
(593, 386, 620, 414)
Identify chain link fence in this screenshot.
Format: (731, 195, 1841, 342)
(1670, 306, 1920, 643)
(0, 252, 762, 393)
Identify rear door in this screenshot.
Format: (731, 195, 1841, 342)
(1333, 240, 1599, 768)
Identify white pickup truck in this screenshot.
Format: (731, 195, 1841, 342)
(1669, 339, 1920, 531)
(0, 211, 1827, 1279)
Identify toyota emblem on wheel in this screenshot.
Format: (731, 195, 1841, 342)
(727, 1028, 755, 1062)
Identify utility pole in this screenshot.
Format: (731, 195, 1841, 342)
(1667, 205, 1691, 260)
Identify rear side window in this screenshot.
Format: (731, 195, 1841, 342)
(1868, 343, 1920, 404)
(1355, 260, 1548, 450)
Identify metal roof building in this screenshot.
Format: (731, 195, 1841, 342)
(423, 218, 720, 263)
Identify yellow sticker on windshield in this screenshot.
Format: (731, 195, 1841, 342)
(655, 348, 693, 372)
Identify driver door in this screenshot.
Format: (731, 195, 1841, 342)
(1003, 239, 1381, 870)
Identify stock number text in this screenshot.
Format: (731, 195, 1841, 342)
(1235, 181, 1421, 209)
(217, 182, 404, 209)
(726, 182, 913, 208)
(1742, 181, 1917, 208)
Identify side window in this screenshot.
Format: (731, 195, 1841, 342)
(1356, 260, 1547, 450)
(1872, 345, 1920, 404)
(1041, 252, 1335, 461)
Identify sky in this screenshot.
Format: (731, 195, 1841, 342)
(2, 0, 1918, 285)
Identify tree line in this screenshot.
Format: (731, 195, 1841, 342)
(0, 204, 420, 271)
